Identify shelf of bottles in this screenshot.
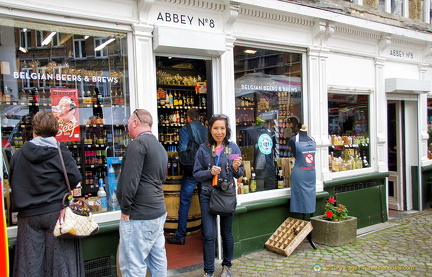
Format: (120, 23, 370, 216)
(329, 135, 370, 172)
(328, 105, 370, 172)
(276, 91, 294, 158)
(1, 85, 129, 216)
(156, 70, 208, 178)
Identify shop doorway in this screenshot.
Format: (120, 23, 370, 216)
(387, 100, 418, 211)
(155, 55, 212, 270)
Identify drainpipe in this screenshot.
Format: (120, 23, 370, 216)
(417, 97, 423, 211)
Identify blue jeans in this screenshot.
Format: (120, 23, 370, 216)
(119, 212, 167, 277)
(200, 186, 235, 274)
(175, 174, 200, 239)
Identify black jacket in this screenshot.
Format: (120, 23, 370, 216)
(193, 142, 244, 187)
(10, 141, 81, 217)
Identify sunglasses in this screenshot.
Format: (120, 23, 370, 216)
(212, 114, 228, 119)
(134, 109, 143, 123)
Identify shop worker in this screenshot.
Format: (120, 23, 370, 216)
(167, 108, 207, 245)
(116, 109, 168, 277)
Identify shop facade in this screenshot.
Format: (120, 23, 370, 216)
(1, 0, 432, 274)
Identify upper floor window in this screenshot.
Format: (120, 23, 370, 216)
(19, 29, 31, 49)
(73, 35, 87, 59)
(94, 37, 109, 58)
(35, 31, 59, 48)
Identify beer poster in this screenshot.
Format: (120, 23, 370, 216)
(51, 88, 81, 141)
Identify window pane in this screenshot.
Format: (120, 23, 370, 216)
(328, 94, 370, 172)
(234, 46, 303, 192)
(1, 23, 128, 220)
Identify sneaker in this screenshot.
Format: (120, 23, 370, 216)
(166, 236, 185, 245)
(220, 266, 231, 277)
(203, 272, 214, 277)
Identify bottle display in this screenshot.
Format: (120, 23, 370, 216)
(277, 170, 284, 189)
(250, 173, 257, 192)
(97, 179, 108, 212)
(156, 56, 210, 176)
(328, 94, 370, 172)
(1, 84, 129, 218)
(242, 176, 250, 194)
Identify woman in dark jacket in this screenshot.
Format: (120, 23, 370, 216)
(10, 110, 83, 277)
(193, 114, 244, 277)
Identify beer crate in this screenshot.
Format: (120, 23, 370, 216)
(264, 217, 312, 256)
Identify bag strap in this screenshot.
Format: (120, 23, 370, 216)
(57, 142, 72, 194)
(186, 124, 195, 143)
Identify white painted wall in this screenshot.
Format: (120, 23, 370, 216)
(327, 54, 375, 88)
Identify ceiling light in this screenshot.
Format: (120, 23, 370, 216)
(84, 35, 89, 39)
(19, 47, 28, 53)
(244, 49, 257, 54)
(95, 38, 115, 51)
(42, 31, 57, 46)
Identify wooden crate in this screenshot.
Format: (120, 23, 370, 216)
(264, 217, 313, 256)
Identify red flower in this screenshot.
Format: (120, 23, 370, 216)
(327, 197, 336, 204)
(325, 211, 333, 218)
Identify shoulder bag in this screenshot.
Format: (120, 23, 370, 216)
(207, 145, 237, 216)
(53, 145, 99, 239)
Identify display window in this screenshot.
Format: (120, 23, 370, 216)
(234, 46, 303, 192)
(328, 93, 370, 172)
(1, 19, 129, 225)
(427, 98, 432, 159)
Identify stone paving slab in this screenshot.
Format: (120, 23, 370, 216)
(169, 209, 432, 277)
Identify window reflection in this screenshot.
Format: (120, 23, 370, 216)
(234, 46, 303, 192)
(328, 94, 370, 172)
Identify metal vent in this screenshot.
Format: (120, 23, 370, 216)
(334, 181, 377, 194)
(84, 256, 116, 277)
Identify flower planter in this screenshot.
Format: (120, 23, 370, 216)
(310, 216, 357, 246)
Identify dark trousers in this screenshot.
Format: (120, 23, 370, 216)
(199, 186, 234, 274)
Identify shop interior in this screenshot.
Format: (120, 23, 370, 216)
(328, 93, 370, 172)
(155, 56, 211, 269)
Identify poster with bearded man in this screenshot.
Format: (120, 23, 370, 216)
(51, 88, 80, 141)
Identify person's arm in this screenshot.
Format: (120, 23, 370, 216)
(289, 137, 296, 157)
(193, 145, 212, 182)
(118, 140, 145, 216)
(178, 125, 189, 152)
(230, 144, 245, 179)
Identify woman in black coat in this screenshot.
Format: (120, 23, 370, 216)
(10, 110, 83, 277)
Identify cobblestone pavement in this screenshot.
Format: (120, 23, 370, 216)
(169, 209, 432, 276)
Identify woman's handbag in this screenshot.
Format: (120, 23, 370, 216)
(208, 186, 236, 216)
(53, 145, 99, 239)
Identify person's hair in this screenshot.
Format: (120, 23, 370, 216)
(32, 110, 59, 137)
(187, 108, 200, 121)
(134, 109, 153, 127)
(207, 114, 231, 146)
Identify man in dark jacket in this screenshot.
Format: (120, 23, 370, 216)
(167, 108, 207, 245)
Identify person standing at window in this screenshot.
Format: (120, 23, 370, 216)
(10, 110, 83, 277)
(116, 109, 168, 277)
(167, 108, 207, 245)
(193, 114, 244, 277)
